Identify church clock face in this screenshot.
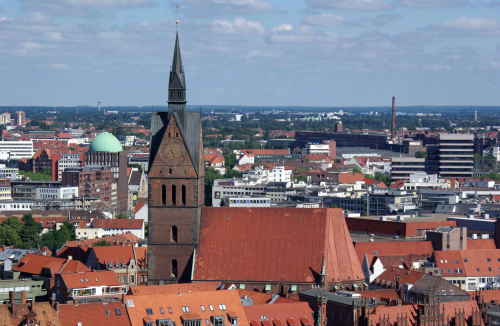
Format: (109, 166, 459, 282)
(162, 140, 185, 163)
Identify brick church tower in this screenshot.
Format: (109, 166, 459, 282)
(147, 31, 204, 283)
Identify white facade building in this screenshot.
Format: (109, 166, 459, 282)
(35, 186, 79, 200)
(0, 165, 19, 180)
(303, 143, 330, 156)
(58, 154, 82, 181)
(0, 140, 34, 159)
(493, 146, 500, 162)
(0, 201, 33, 211)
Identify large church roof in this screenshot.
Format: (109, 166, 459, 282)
(194, 207, 364, 284)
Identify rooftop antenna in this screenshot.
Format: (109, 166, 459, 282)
(98, 101, 101, 113)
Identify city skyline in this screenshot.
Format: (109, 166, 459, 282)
(0, 0, 499, 107)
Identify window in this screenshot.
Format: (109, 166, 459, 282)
(487, 258, 491, 262)
(490, 267, 493, 272)
(131, 275, 135, 283)
(146, 308, 154, 315)
(209, 305, 214, 311)
(200, 305, 205, 312)
(182, 185, 186, 206)
(122, 275, 127, 283)
(171, 225, 178, 243)
(464, 258, 468, 262)
(167, 307, 173, 314)
(144, 321, 154, 326)
(182, 306, 190, 313)
(172, 185, 177, 205)
(450, 290, 454, 295)
(157, 320, 172, 326)
(172, 260, 178, 279)
(211, 316, 225, 326)
(229, 317, 238, 326)
(115, 308, 122, 316)
(219, 304, 226, 311)
(441, 290, 446, 295)
(160, 307, 165, 315)
(183, 320, 201, 326)
(162, 185, 167, 205)
(105, 309, 109, 316)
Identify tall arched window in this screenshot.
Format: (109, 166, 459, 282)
(171, 185, 176, 206)
(181, 185, 186, 206)
(171, 259, 178, 279)
(161, 185, 166, 205)
(171, 225, 178, 243)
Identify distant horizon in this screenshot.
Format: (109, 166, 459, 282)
(0, 104, 499, 111)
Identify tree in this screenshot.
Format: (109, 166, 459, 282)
(352, 167, 362, 173)
(0, 225, 22, 247)
(329, 204, 339, 208)
(224, 152, 237, 170)
(415, 151, 427, 158)
(39, 222, 76, 252)
(20, 214, 42, 248)
(2, 216, 23, 235)
(116, 213, 129, 219)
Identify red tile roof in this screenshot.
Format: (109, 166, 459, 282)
(355, 241, 433, 265)
(467, 239, 496, 249)
(240, 149, 290, 156)
(90, 245, 135, 266)
(129, 282, 220, 295)
(194, 207, 364, 283)
(58, 301, 131, 326)
(338, 172, 365, 184)
(374, 268, 426, 287)
(244, 302, 314, 326)
(14, 254, 90, 276)
(434, 249, 500, 277)
(359, 289, 401, 302)
(93, 218, 143, 229)
(477, 289, 500, 303)
(60, 270, 120, 289)
(134, 201, 146, 214)
(368, 304, 417, 325)
(125, 290, 249, 326)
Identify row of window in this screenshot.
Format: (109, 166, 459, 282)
(161, 185, 187, 206)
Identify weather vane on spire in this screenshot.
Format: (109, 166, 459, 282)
(176, 4, 180, 31)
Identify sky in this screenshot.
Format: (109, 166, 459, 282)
(0, 0, 499, 107)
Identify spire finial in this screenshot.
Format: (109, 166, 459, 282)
(176, 4, 180, 32)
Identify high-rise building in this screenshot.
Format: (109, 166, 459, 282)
(427, 134, 474, 178)
(16, 111, 26, 126)
(147, 32, 204, 283)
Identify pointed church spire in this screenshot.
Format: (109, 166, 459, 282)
(168, 30, 186, 126)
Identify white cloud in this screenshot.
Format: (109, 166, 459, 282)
(303, 13, 350, 27)
(272, 24, 293, 33)
(429, 17, 500, 36)
(182, 0, 275, 14)
(211, 0, 274, 10)
(425, 63, 452, 71)
(307, 0, 393, 11)
(212, 18, 264, 34)
(398, 0, 465, 7)
(364, 13, 401, 26)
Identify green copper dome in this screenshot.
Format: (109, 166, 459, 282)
(89, 132, 123, 153)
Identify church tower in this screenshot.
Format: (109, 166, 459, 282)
(147, 31, 204, 283)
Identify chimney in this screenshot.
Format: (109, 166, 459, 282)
(21, 291, 26, 304)
(9, 291, 14, 305)
(391, 96, 396, 140)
